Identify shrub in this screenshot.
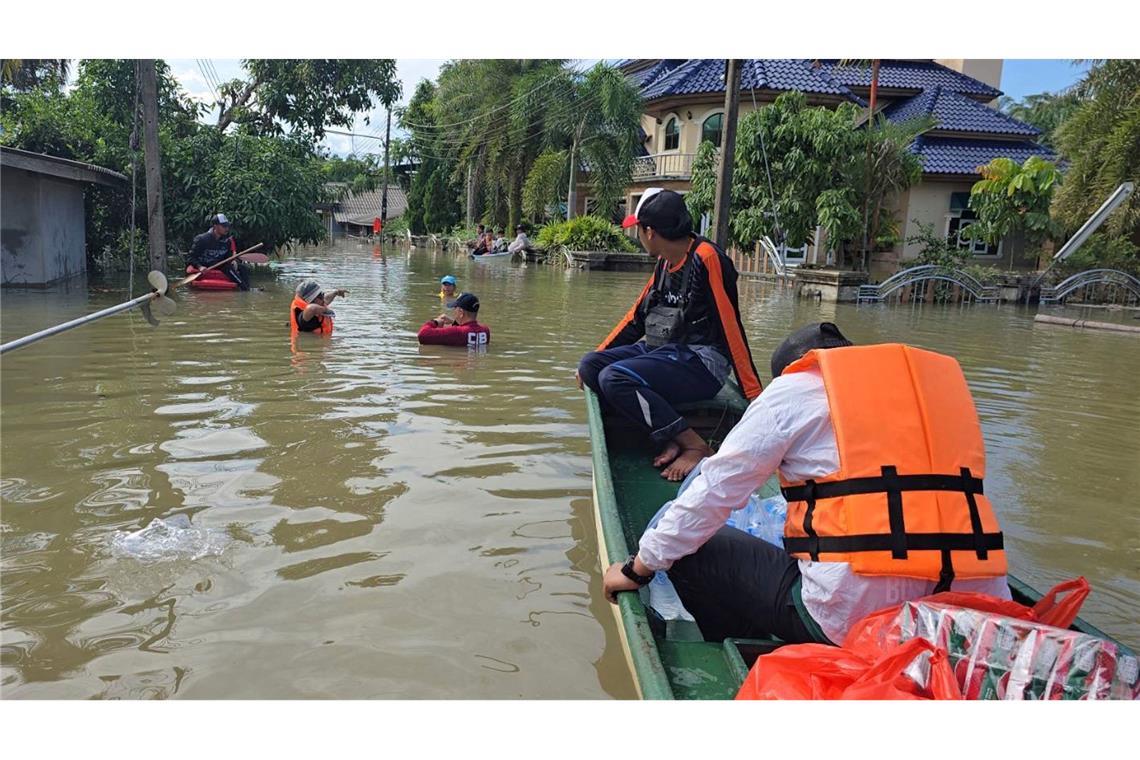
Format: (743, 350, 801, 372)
(534, 215, 637, 253)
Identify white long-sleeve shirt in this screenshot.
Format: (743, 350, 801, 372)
(637, 368, 1010, 644)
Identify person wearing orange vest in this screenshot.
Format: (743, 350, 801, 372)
(577, 188, 762, 481)
(290, 279, 346, 336)
(602, 322, 1010, 645)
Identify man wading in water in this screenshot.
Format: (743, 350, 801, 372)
(577, 188, 762, 481)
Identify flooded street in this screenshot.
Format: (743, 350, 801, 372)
(2, 239, 1138, 699)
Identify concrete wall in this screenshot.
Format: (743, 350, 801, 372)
(646, 101, 764, 156)
(867, 179, 1031, 281)
(2, 166, 88, 287)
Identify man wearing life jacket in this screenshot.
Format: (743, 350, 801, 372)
(418, 292, 490, 347)
(577, 188, 762, 481)
(290, 279, 345, 336)
(602, 322, 1010, 646)
(188, 213, 249, 290)
(439, 275, 458, 304)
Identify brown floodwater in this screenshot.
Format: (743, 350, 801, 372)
(1, 239, 1137, 698)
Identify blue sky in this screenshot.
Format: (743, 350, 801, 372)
(166, 59, 1091, 158)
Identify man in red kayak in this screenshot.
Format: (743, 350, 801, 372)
(417, 292, 490, 347)
(188, 213, 249, 290)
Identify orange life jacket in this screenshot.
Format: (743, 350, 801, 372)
(779, 344, 1006, 589)
(290, 295, 333, 336)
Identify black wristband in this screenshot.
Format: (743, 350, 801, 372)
(620, 555, 653, 586)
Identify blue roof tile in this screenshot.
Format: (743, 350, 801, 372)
(816, 59, 1002, 99)
(884, 86, 1040, 136)
(639, 59, 864, 104)
(912, 136, 1055, 175)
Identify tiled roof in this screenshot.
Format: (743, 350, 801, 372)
(884, 86, 1040, 136)
(911, 136, 1055, 176)
(329, 185, 408, 224)
(640, 59, 864, 105)
(815, 59, 1002, 99)
(627, 59, 686, 90)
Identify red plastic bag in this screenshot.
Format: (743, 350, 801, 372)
(1030, 577, 1089, 629)
(736, 639, 962, 700)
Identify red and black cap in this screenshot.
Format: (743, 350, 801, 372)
(621, 188, 692, 239)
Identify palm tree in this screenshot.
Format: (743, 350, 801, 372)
(1, 59, 70, 90)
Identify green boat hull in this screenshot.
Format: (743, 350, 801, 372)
(585, 386, 1133, 700)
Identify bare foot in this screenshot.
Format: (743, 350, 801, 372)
(661, 447, 712, 481)
(653, 441, 681, 468)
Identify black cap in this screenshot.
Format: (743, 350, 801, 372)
(622, 188, 692, 240)
(770, 322, 854, 378)
(452, 292, 480, 313)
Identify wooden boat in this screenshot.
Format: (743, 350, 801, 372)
(468, 249, 515, 261)
(585, 385, 1135, 699)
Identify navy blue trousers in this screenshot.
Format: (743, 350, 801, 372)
(578, 343, 723, 446)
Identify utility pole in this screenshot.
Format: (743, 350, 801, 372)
(139, 60, 167, 271)
(381, 104, 392, 226)
(465, 163, 473, 229)
(712, 59, 742, 250)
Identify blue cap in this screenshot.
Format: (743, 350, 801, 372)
(440, 275, 457, 285)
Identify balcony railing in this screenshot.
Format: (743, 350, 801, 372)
(632, 152, 697, 181)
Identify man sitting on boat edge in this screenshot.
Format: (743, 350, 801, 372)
(576, 188, 762, 481)
(603, 322, 1010, 647)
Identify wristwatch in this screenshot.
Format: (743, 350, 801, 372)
(620, 555, 653, 586)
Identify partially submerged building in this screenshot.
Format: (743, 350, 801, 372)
(319, 183, 408, 238)
(1, 147, 127, 287)
(613, 59, 1054, 278)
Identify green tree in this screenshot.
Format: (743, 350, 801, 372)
(522, 149, 568, 222)
(215, 59, 401, 140)
(689, 91, 926, 267)
(1, 59, 70, 93)
(998, 90, 1082, 149)
(967, 156, 1061, 249)
(1051, 59, 1140, 240)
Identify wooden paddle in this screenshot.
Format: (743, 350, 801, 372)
(173, 242, 265, 289)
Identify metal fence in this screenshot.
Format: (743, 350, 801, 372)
(631, 153, 696, 181)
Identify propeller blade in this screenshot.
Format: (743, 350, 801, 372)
(139, 301, 160, 326)
(147, 270, 169, 294)
(156, 295, 177, 316)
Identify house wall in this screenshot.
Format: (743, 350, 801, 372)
(1, 166, 87, 287)
(647, 100, 764, 156)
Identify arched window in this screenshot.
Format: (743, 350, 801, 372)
(663, 118, 679, 151)
(701, 113, 723, 147)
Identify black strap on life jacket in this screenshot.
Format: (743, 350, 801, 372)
(642, 243, 696, 319)
(781, 466, 999, 564)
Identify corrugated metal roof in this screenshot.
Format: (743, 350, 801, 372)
(329, 185, 408, 225)
(911, 136, 1055, 176)
(884, 86, 1040, 136)
(0, 146, 128, 187)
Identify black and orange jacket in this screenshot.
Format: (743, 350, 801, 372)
(597, 235, 763, 400)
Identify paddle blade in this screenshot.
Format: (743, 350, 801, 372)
(239, 252, 270, 264)
(171, 272, 201, 289)
(156, 295, 177, 316)
(139, 301, 160, 326)
(147, 270, 169, 294)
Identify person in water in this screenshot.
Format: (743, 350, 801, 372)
(418, 292, 490, 347)
(188, 213, 249, 290)
(290, 279, 347, 336)
(602, 323, 1010, 647)
(577, 188, 762, 481)
(439, 275, 458, 303)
